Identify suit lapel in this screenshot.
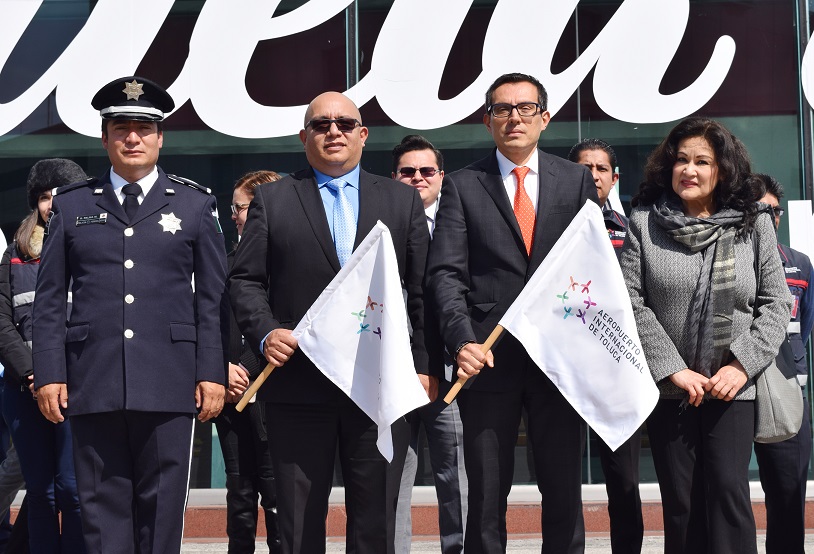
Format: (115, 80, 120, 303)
(355, 170, 380, 250)
(530, 150, 558, 267)
(293, 170, 342, 273)
(95, 171, 128, 225)
(478, 153, 526, 257)
(130, 172, 170, 226)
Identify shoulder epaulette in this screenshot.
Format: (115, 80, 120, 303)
(167, 174, 212, 195)
(52, 177, 98, 197)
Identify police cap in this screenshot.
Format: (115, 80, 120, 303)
(91, 76, 174, 121)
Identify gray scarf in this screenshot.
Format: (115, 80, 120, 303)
(652, 194, 744, 377)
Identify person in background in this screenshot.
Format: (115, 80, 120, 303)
(620, 117, 791, 554)
(568, 138, 642, 554)
(753, 173, 813, 554)
(391, 135, 466, 554)
(0, 159, 87, 553)
(217, 169, 282, 553)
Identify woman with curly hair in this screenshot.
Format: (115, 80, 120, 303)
(620, 117, 791, 553)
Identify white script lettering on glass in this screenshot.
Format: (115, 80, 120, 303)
(0, 0, 735, 138)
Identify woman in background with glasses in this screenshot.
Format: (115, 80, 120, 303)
(218, 169, 282, 553)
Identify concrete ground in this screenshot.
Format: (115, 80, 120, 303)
(180, 533, 814, 552)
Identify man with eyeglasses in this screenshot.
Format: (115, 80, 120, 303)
(754, 174, 813, 554)
(426, 73, 598, 553)
(390, 135, 467, 554)
(229, 92, 436, 553)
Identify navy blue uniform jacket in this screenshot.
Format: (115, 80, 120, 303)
(32, 168, 229, 415)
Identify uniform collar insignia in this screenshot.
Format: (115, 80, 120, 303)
(159, 213, 182, 234)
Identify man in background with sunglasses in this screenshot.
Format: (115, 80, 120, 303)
(391, 135, 467, 554)
(426, 73, 598, 553)
(754, 174, 813, 554)
(229, 92, 437, 553)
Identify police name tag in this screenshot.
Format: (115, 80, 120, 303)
(76, 213, 108, 226)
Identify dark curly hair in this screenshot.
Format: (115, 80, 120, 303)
(632, 117, 757, 236)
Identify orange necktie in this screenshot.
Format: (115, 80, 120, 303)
(512, 166, 535, 255)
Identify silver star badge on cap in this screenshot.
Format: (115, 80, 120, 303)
(158, 213, 182, 234)
(122, 80, 145, 101)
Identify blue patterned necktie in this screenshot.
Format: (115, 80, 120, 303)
(325, 178, 356, 266)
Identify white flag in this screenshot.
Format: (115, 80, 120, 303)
(499, 200, 658, 450)
(292, 221, 429, 461)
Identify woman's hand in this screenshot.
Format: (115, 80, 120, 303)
(26, 374, 36, 400)
(225, 363, 249, 403)
(669, 369, 709, 407)
(704, 359, 748, 401)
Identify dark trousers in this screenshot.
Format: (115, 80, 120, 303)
(3, 384, 83, 554)
(266, 397, 405, 554)
(457, 370, 586, 554)
(70, 411, 194, 554)
(754, 392, 812, 554)
(647, 399, 756, 554)
(597, 429, 643, 554)
(215, 401, 280, 553)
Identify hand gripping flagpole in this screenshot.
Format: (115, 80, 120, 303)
(235, 363, 274, 413)
(443, 324, 505, 404)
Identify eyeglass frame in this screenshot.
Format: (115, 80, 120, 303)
(487, 102, 543, 119)
(397, 167, 442, 179)
(305, 117, 362, 133)
(771, 206, 785, 217)
(230, 202, 250, 215)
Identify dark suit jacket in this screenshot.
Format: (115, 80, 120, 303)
(227, 249, 265, 378)
(228, 167, 432, 404)
(32, 168, 229, 415)
(426, 149, 598, 392)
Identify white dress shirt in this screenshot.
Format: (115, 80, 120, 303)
(495, 148, 539, 211)
(110, 166, 159, 205)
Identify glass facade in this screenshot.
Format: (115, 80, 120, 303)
(1, 0, 812, 487)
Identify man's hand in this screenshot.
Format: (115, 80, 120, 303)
(196, 381, 225, 422)
(263, 329, 298, 367)
(418, 374, 439, 402)
(37, 383, 68, 423)
(456, 343, 494, 380)
(705, 360, 748, 401)
(26, 375, 37, 400)
(669, 368, 709, 407)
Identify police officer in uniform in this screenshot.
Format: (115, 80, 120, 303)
(32, 76, 229, 554)
(754, 173, 813, 554)
(569, 139, 642, 554)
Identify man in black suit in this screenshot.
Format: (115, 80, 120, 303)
(229, 91, 436, 554)
(426, 73, 598, 553)
(33, 76, 229, 554)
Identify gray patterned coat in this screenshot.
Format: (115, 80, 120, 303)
(620, 207, 792, 400)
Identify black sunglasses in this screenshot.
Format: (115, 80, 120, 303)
(306, 118, 361, 133)
(398, 167, 441, 178)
